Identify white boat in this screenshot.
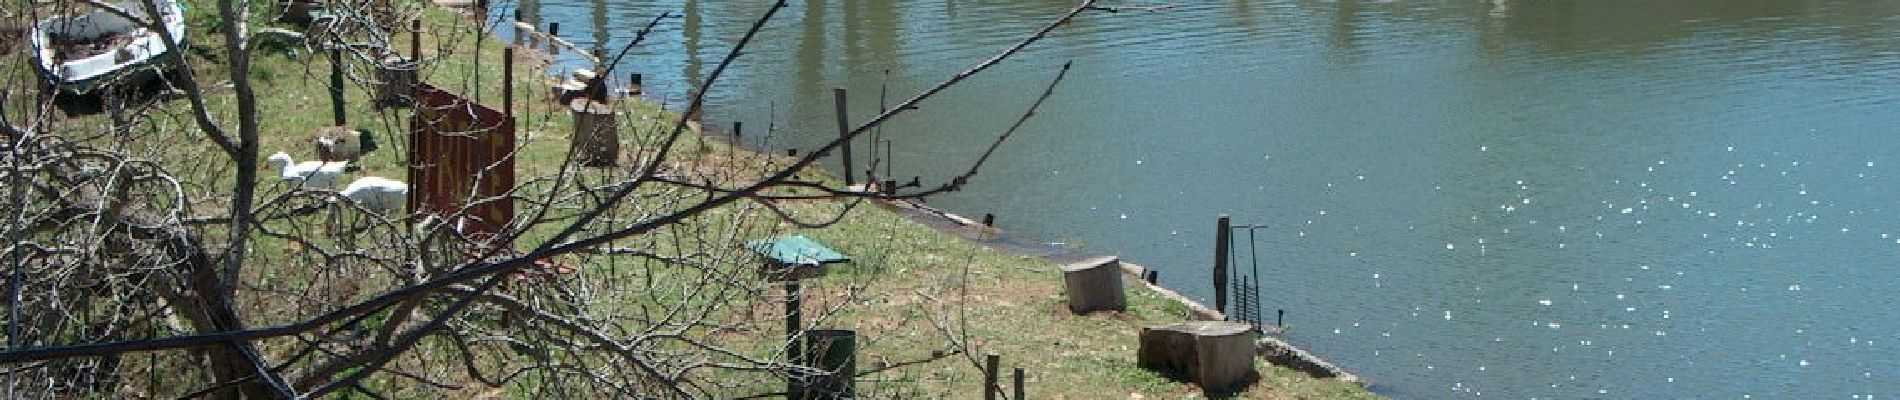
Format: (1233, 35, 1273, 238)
(28, 0, 187, 94)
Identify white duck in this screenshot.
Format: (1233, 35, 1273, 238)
(265, 151, 349, 189)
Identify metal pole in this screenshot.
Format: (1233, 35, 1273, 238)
(1249, 227, 1263, 327)
(833, 88, 854, 186)
(1214, 214, 1230, 315)
(871, 70, 888, 181)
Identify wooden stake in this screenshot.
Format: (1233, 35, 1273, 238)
(983, 353, 1000, 400)
(833, 88, 854, 186)
(1215, 214, 1231, 314)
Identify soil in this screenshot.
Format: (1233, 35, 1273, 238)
(51, 32, 136, 63)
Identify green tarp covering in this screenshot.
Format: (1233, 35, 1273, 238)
(746, 236, 850, 266)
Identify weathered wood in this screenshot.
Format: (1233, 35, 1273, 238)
(1058, 256, 1126, 313)
(569, 100, 619, 167)
(1138, 321, 1257, 395)
(374, 54, 418, 108)
(983, 353, 1000, 400)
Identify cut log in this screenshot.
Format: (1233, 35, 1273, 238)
(1137, 321, 1256, 395)
(374, 55, 418, 108)
(570, 100, 619, 167)
(1058, 256, 1126, 314)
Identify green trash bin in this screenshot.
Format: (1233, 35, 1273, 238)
(789, 329, 856, 399)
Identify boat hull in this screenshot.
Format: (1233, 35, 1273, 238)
(28, 0, 188, 94)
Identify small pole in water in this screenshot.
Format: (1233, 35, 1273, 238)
(1214, 214, 1231, 316)
(833, 88, 854, 186)
(1145, 270, 1158, 285)
(982, 213, 995, 227)
(1277, 309, 1285, 327)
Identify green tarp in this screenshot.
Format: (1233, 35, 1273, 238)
(746, 236, 850, 266)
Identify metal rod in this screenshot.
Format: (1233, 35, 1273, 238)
(1248, 228, 1263, 329)
(871, 69, 889, 181)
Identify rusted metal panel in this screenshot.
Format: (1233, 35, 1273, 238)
(409, 83, 516, 239)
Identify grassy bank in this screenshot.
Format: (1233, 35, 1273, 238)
(9, 2, 1378, 398)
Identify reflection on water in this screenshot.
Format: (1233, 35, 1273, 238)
(501, 0, 1900, 397)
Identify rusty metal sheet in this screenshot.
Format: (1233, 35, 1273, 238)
(409, 83, 516, 239)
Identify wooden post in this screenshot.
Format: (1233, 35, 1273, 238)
(982, 214, 995, 227)
(503, 48, 514, 116)
(732, 121, 741, 138)
(786, 281, 802, 365)
(1145, 270, 1159, 285)
(983, 353, 1000, 400)
(547, 22, 560, 56)
(1214, 215, 1230, 315)
(570, 100, 618, 167)
(1012, 367, 1025, 400)
(833, 88, 854, 186)
(410, 19, 421, 63)
(329, 47, 346, 126)
(627, 73, 642, 97)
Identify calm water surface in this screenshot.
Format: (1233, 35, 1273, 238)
(501, 0, 1900, 397)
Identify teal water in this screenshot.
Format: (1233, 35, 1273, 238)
(502, 1, 1900, 397)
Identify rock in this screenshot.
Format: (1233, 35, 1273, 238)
(1137, 321, 1256, 395)
(1058, 256, 1126, 313)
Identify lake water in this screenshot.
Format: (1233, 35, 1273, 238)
(501, 0, 1900, 397)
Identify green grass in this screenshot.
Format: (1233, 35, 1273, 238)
(5, 2, 1380, 398)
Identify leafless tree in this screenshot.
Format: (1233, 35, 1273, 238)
(0, 0, 1107, 397)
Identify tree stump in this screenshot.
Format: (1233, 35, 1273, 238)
(1137, 321, 1257, 395)
(570, 100, 619, 167)
(1058, 256, 1126, 314)
(374, 55, 418, 108)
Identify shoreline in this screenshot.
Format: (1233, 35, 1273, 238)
(468, 4, 1370, 392)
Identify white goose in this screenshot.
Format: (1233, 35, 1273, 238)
(265, 151, 348, 189)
